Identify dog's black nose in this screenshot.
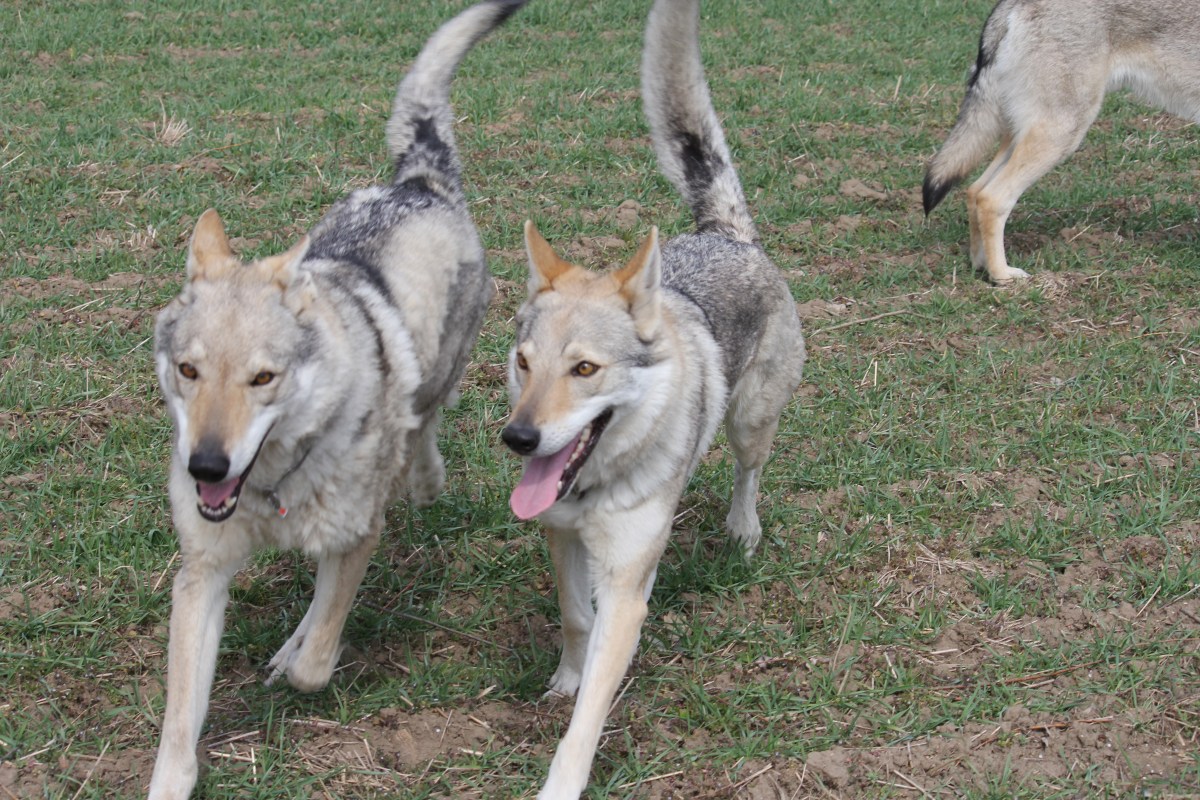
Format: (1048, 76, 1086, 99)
(501, 423, 540, 456)
(188, 448, 231, 483)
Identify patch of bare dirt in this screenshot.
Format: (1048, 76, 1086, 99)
(277, 705, 509, 796)
(802, 703, 1184, 796)
(3, 271, 166, 301)
(2, 392, 151, 446)
(0, 760, 61, 799)
(795, 298, 850, 321)
(0, 471, 46, 505)
(27, 303, 151, 333)
(2, 699, 546, 800)
(0, 579, 80, 624)
(839, 178, 889, 202)
(564, 234, 629, 263)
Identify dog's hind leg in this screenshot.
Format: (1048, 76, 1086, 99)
(723, 338, 802, 558)
(149, 543, 248, 800)
(971, 112, 1099, 285)
(545, 527, 594, 698)
(724, 413, 777, 558)
(966, 132, 1012, 272)
(266, 523, 380, 692)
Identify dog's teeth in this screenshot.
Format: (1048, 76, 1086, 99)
(570, 427, 591, 463)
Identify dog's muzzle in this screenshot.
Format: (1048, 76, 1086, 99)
(187, 433, 269, 523)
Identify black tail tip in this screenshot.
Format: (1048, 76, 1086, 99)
(922, 171, 955, 216)
(488, 0, 528, 26)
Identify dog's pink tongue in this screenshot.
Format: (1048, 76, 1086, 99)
(510, 435, 580, 520)
(198, 477, 239, 508)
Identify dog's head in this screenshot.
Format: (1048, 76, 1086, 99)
(502, 220, 672, 519)
(154, 209, 317, 522)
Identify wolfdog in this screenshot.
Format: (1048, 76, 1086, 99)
(499, 0, 805, 795)
(147, 2, 522, 797)
(923, 0, 1200, 284)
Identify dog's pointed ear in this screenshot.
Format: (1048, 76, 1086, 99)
(614, 226, 662, 339)
(259, 235, 311, 288)
(257, 236, 315, 312)
(524, 220, 572, 295)
(283, 270, 318, 314)
(186, 209, 238, 282)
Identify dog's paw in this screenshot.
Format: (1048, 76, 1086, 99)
(265, 633, 341, 693)
(726, 510, 762, 559)
(409, 476, 444, 508)
(544, 665, 582, 699)
(988, 265, 1030, 285)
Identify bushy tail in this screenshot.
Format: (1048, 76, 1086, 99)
(922, 10, 1008, 215)
(641, 0, 758, 244)
(386, 0, 525, 201)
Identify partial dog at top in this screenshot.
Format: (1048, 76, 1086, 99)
(499, 0, 806, 795)
(147, 2, 523, 797)
(923, 0, 1200, 284)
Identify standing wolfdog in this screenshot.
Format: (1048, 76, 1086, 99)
(148, 2, 522, 797)
(500, 0, 805, 795)
(923, 0, 1200, 285)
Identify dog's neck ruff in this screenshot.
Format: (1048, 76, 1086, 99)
(250, 446, 312, 518)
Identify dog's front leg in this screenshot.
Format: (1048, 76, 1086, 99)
(407, 412, 446, 508)
(266, 522, 380, 692)
(545, 527, 594, 697)
(538, 506, 670, 800)
(148, 547, 246, 800)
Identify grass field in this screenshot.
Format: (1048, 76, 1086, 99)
(3, 0, 1200, 797)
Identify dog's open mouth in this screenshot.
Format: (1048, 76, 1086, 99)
(195, 473, 250, 523)
(193, 434, 269, 523)
(510, 409, 613, 520)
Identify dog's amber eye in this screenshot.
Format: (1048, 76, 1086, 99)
(178, 363, 198, 380)
(251, 371, 275, 386)
(573, 361, 599, 377)
(516, 353, 529, 370)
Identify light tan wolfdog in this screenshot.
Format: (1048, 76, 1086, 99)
(924, 0, 1200, 284)
(147, 2, 523, 797)
(500, 0, 805, 796)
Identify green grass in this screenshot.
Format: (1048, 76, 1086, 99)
(3, 0, 1200, 797)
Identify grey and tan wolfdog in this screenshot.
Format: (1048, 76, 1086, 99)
(147, 2, 523, 797)
(499, 0, 806, 795)
(923, 0, 1200, 284)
